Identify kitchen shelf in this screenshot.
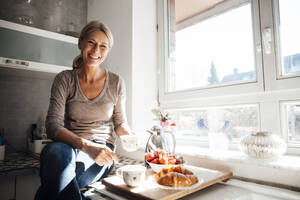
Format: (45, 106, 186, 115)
(0, 57, 72, 74)
(0, 20, 79, 73)
(0, 19, 78, 44)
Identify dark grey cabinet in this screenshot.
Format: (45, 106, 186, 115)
(0, 0, 87, 38)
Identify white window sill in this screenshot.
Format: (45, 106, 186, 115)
(174, 146, 300, 189)
(126, 144, 300, 173)
(176, 146, 300, 172)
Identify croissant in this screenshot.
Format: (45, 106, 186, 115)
(157, 172, 199, 187)
(170, 165, 193, 175)
(155, 166, 193, 180)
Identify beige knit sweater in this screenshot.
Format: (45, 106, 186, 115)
(46, 69, 128, 145)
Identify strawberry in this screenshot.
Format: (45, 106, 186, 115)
(151, 158, 159, 164)
(145, 152, 155, 162)
(154, 150, 159, 158)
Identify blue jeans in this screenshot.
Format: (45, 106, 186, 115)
(34, 142, 113, 200)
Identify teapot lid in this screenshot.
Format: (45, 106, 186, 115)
(150, 125, 162, 135)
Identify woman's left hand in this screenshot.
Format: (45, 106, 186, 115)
(82, 139, 118, 166)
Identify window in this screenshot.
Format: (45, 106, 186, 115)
(281, 101, 300, 144)
(157, 0, 300, 153)
(169, 3, 256, 92)
(276, 0, 300, 77)
(168, 104, 259, 144)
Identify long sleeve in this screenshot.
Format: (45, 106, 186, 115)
(46, 72, 69, 139)
(112, 77, 130, 133)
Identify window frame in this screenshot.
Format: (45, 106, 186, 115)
(158, 0, 264, 104)
(262, 0, 300, 91)
(273, 0, 300, 79)
(280, 100, 300, 148)
(157, 0, 300, 154)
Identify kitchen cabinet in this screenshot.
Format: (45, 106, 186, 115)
(0, 169, 40, 200)
(0, 19, 79, 73)
(0, 0, 87, 38)
(0, 175, 14, 200)
(16, 171, 40, 200)
(0, 151, 41, 200)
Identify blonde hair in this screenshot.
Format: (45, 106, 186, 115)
(72, 21, 114, 69)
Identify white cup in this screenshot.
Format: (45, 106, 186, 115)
(116, 165, 146, 187)
(120, 135, 139, 152)
(0, 145, 5, 161)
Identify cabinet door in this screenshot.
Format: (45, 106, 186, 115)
(0, 175, 15, 200)
(0, 27, 79, 70)
(16, 172, 40, 200)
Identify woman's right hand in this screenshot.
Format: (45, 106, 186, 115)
(81, 139, 118, 166)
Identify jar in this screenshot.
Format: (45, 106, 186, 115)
(239, 131, 287, 159)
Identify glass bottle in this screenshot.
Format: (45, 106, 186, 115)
(10, 0, 39, 26)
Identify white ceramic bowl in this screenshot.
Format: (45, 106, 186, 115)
(146, 160, 186, 173)
(239, 131, 287, 159)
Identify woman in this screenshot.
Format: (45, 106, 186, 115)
(35, 21, 133, 200)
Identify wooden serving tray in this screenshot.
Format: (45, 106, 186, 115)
(102, 165, 232, 200)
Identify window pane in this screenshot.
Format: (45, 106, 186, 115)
(283, 102, 300, 143)
(167, 104, 259, 143)
(278, 0, 300, 76)
(168, 3, 256, 92)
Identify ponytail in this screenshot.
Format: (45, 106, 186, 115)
(72, 54, 83, 69)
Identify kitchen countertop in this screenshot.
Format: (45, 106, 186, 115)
(0, 147, 143, 176)
(0, 147, 39, 175)
(109, 156, 145, 175)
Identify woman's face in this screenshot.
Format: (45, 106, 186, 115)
(79, 30, 110, 68)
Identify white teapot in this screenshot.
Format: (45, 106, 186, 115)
(145, 125, 176, 155)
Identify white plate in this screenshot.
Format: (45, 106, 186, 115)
(146, 160, 187, 173)
(150, 171, 204, 190)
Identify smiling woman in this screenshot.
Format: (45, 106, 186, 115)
(34, 20, 135, 200)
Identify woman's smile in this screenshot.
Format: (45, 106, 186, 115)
(80, 30, 110, 68)
(89, 54, 100, 59)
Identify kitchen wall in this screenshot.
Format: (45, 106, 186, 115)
(0, 67, 55, 151)
(131, 0, 158, 143)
